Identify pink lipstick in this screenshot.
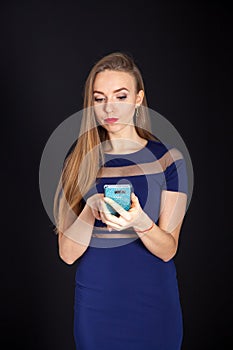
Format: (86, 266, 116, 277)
(104, 118, 119, 124)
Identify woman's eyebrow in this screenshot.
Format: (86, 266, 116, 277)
(93, 87, 129, 94)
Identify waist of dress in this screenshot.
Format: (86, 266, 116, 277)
(92, 226, 138, 239)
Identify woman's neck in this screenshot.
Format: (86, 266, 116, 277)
(104, 127, 147, 154)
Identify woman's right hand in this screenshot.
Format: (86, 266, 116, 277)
(86, 193, 104, 221)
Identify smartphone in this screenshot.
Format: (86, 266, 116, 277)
(104, 184, 132, 216)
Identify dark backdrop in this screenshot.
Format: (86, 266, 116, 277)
(1, 1, 231, 349)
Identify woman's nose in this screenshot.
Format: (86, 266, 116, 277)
(104, 101, 114, 113)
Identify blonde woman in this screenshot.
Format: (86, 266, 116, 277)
(53, 52, 188, 349)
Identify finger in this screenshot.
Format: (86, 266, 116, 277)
(104, 220, 124, 231)
(131, 192, 139, 205)
(93, 208, 101, 220)
(99, 200, 111, 222)
(99, 207, 107, 224)
(129, 193, 141, 212)
(100, 201, 128, 226)
(99, 201, 118, 224)
(103, 197, 131, 221)
(92, 200, 104, 220)
(100, 202, 130, 230)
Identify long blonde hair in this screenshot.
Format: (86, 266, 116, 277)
(53, 51, 158, 235)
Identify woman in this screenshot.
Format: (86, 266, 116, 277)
(53, 52, 188, 349)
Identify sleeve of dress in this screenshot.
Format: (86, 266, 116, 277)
(162, 148, 188, 195)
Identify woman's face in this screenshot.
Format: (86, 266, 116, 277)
(93, 70, 144, 134)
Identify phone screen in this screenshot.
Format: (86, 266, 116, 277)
(104, 184, 132, 216)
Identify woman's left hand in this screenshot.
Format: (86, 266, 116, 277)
(99, 192, 151, 231)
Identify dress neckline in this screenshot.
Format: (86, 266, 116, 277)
(104, 140, 150, 156)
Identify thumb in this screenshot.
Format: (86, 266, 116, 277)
(131, 192, 139, 206)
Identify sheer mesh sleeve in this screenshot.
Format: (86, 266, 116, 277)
(162, 151, 188, 194)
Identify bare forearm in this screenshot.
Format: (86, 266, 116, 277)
(133, 214, 177, 262)
(59, 205, 95, 264)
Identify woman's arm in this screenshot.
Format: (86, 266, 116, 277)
(132, 191, 187, 262)
(101, 191, 187, 262)
(58, 193, 104, 265)
(58, 204, 95, 265)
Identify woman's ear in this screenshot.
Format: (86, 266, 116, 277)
(136, 89, 144, 106)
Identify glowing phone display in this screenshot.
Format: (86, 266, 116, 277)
(104, 184, 132, 216)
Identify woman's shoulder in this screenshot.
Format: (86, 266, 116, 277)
(148, 138, 184, 162)
(147, 138, 170, 156)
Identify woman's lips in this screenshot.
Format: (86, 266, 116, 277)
(104, 118, 119, 124)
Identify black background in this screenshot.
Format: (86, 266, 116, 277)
(1, 1, 231, 349)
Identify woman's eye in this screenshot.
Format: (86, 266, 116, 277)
(94, 95, 127, 102)
(94, 97, 104, 102)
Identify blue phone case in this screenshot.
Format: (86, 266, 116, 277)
(104, 184, 131, 216)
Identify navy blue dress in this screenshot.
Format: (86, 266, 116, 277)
(73, 139, 188, 350)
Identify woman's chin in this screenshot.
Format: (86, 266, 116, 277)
(102, 122, 133, 133)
